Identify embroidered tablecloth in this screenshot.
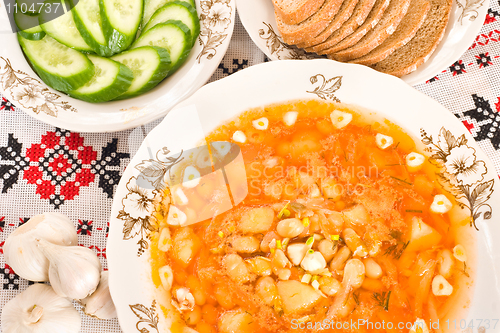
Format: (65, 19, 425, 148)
(1, 5, 500, 332)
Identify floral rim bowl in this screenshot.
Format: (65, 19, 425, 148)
(0, 0, 236, 132)
(107, 59, 500, 333)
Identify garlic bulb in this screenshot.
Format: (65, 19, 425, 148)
(37, 238, 101, 299)
(4, 212, 77, 281)
(2, 283, 81, 333)
(81, 271, 117, 319)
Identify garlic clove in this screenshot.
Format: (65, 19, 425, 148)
(158, 227, 172, 252)
(232, 130, 247, 143)
(283, 111, 299, 126)
(173, 187, 189, 205)
(167, 205, 187, 226)
(211, 141, 232, 157)
(453, 244, 467, 262)
(300, 251, 327, 274)
(81, 271, 117, 319)
(375, 133, 394, 150)
(287, 243, 309, 266)
(2, 283, 81, 333)
(430, 194, 453, 214)
(432, 275, 453, 296)
(406, 152, 426, 172)
(159, 265, 174, 291)
(182, 166, 201, 188)
(330, 110, 352, 129)
(37, 239, 101, 300)
(4, 212, 78, 282)
(410, 318, 430, 333)
(252, 117, 269, 130)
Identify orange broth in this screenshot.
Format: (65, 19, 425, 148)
(150, 100, 473, 333)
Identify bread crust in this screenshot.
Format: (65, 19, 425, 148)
(369, 0, 453, 76)
(329, 0, 411, 61)
(316, 0, 390, 54)
(349, 0, 430, 65)
(276, 0, 344, 45)
(305, 0, 378, 52)
(273, 0, 327, 25)
(296, 0, 361, 48)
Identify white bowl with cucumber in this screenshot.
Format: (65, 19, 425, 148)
(0, 0, 235, 132)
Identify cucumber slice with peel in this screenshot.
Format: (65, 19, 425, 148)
(100, 0, 144, 53)
(70, 0, 112, 56)
(14, 11, 45, 40)
(18, 35, 94, 92)
(143, 1, 199, 46)
(68, 55, 133, 102)
(111, 46, 171, 100)
(39, 0, 93, 52)
(142, 0, 195, 28)
(132, 20, 192, 73)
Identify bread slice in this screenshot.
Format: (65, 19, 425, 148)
(295, 0, 360, 48)
(272, 0, 327, 25)
(349, 0, 429, 65)
(316, 0, 390, 54)
(328, 0, 411, 61)
(305, 0, 377, 53)
(275, 0, 344, 45)
(370, 0, 452, 76)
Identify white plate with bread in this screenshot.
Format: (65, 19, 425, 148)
(236, 0, 489, 85)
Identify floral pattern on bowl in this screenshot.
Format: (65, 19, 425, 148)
(0, 0, 236, 132)
(107, 59, 500, 333)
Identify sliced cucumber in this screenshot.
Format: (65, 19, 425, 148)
(142, 0, 195, 28)
(39, 0, 93, 52)
(100, 0, 143, 53)
(16, 0, 44, 16)
(132, 20, 191, 73)
(14, 11, 45, 40)
(18, 35, 94, 91)
(111, 46, 171, 99)
(143, 1, 199, 46)
(68, 55, 133, 102)
(70, 0, 112, 56)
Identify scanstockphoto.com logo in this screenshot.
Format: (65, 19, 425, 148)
(1, 0, 81, 34)
(291, 318, 499, 331)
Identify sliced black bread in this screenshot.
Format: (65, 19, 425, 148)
(370, 0, 452, 76)
(349, 0, 429, 65)
(316, 0, 390, 54)
(275, 0, 344, 45)
(328, 0, 411, 61)
(273, 0, 327, 25)
(296, 0, 360, 48)
(305, 0, 377, 53)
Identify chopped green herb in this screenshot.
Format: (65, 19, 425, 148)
(353, 292, 360, 306)
(390, 230, 403, 240)
(372, 291, 391, 311)
(385, 241, 409, 259)
(405, 209, 423, 213)
(390, 176, 413, 186)
(385, 163, 403, 166)
(278, 201, 291, 219)
(306, 236, 315, 247)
